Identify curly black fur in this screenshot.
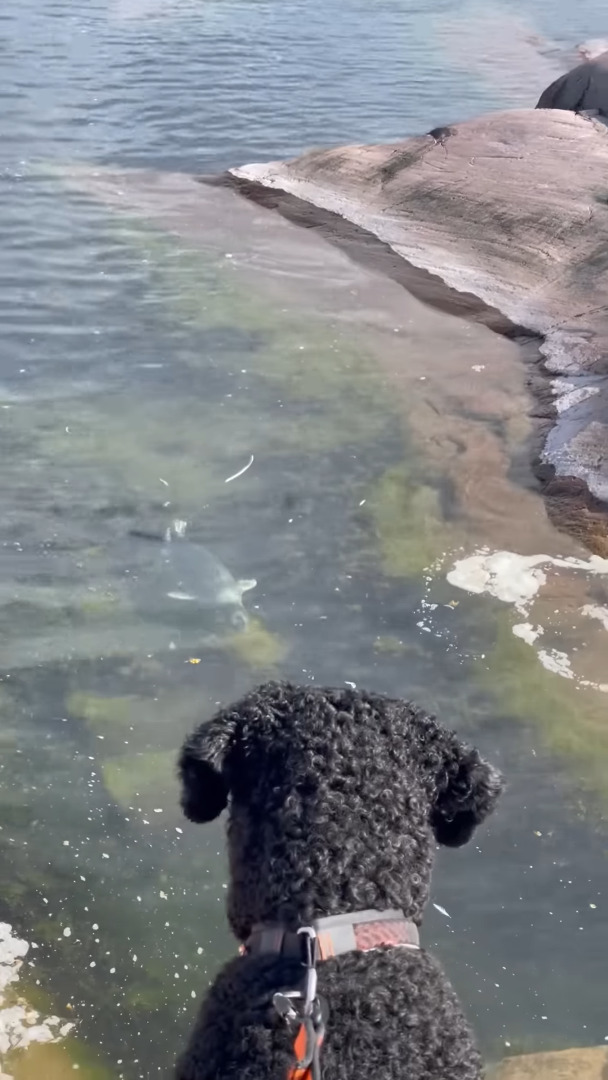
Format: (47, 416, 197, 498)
(176, 682, 503, 1080)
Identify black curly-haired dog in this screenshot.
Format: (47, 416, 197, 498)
(176, 682, 503, 1080)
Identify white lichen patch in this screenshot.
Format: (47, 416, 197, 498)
(0, 923, 74, 1069)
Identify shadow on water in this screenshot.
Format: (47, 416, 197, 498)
(2, 0, 608, 1075)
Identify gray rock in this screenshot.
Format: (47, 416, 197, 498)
(231, 109, 608, 550)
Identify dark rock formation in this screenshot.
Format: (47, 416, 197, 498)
(536, 51, 608, 116)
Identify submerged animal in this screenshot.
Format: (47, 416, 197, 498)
(176, 681, 503, 1080)
(130, 520, 256, 628)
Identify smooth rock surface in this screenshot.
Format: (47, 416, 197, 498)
(232, 108, 608, 540)
(492, 1046, 608, 1079)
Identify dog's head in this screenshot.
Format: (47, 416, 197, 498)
(178, 682, 503, 937)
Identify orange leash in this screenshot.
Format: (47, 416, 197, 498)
(288, 1011, 326, 1080)
(271, 928, 328, 1080)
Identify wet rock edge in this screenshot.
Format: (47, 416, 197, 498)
(202, 171, 608, 557)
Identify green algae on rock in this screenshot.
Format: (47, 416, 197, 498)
(66, 685, 208, 746)
(365, 463, 451, 578)
(221, 616, 287, 671)
(373, 635, 429, 658)
(101, 750, 177, 812)
(124, 226, 396, 450)
(66, 692, 135, 744)
(124, 980, 170, 1013)
(482, 617, 608, 804)
(8, 1039, 118, 1080)
(491, 1045, 608, 1080)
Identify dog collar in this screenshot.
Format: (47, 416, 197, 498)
(243, 908, 420, 961)
(243, 912, 419, 1080)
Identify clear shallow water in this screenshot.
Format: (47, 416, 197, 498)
(1, 0, 608, 1076)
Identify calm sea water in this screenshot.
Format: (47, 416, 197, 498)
(1, 1, 608, 1077)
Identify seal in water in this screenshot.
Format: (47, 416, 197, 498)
(130, 520, 256, 628)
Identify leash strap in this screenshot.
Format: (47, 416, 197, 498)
(244, 911, 420, 1080)
(272, 928, 327, 1080)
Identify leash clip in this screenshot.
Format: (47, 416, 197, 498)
(273, 926, 328, 1080)
(297, 927, 318, 1012)
(273, 990, 301, 1023)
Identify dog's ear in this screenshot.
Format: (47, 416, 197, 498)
(178, 710, 237, 823)
(431, 742, 503, 848)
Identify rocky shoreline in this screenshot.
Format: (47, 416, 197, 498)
(209, 105, 608, 556)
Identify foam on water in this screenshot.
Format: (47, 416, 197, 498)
(0, 923, 73, 1069)
(445, 548, 608, 693)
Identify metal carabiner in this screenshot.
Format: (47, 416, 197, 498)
(273, 990, 302, 1022)
(297, 926, 318, 1012)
